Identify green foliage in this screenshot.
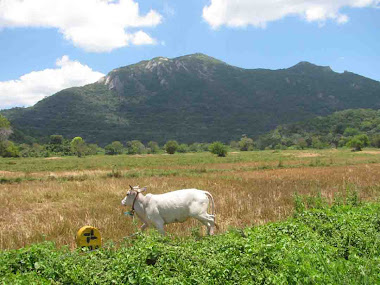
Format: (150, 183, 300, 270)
(126, 140, 145, 155)
(147, 141, 160, 154)
(371, 134, 380, 148)
(238, 135, 254, 151)
(86, 143, 100, 155)
(70, 137, 86, 158)
(2, 201, 380, 284)
(258, 109, 380, 150)
(164, 140, 179, 154)
(0, 114, 12, 142)
(177, 143, 189, 153)
(105, 141, 124, 155)
(0, 141, 20, 157)
(209, 141, 228, 157)
(343, 127, 360, 137)
(346, 134, 370, 151)
(0, 114, 10, 129)
(46, 135, 71, 155)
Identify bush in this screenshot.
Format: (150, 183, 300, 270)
(371, 134, 380, 148)
(70, 137, 87, 157)
(0, 141, 20, 157)
(239, 135, 254, 151)
(177, 144, 189, 153)
(126, 140, 145, 155)
(346, 134, 369, 151)
(165, 140, 179, 154)
(105, 141, 124, 155)
(147, 141, 160, 154)
(209, 141, 228, 157)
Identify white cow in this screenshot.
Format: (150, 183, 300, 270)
(121, 185, 216, 235)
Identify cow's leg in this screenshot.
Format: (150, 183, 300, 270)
(194, 214, 216, 235)
(152, 217, 166, 235)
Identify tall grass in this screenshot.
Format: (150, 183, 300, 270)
(0, 149, 380, 249)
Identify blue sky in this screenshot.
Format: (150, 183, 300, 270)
(0, 0, 379, 109)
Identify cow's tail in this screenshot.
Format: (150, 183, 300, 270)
(204, 191, 219, 229)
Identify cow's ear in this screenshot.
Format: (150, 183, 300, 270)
(140, 187, 147, 193)
(129, 185, 133, 190)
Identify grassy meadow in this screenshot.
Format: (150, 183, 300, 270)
(1, 148, 380, 250)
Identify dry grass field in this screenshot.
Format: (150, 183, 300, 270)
(1, 149, 380, 250)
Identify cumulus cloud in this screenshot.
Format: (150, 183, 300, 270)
(203, 0, 380, 28)
(0, 56, 104, 110)
(0, 0, 162, 52)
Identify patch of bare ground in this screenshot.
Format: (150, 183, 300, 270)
(295, 152, 321, 158)
(44, 157, 63, 160)
(359, 150, 380, 155)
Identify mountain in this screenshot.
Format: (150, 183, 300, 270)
(2, 53, 380, 145)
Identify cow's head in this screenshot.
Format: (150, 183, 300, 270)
(121, 185, 147, 206)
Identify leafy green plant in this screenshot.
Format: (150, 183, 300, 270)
(209, 141, 228, 157)
(164, 140, 179, 154)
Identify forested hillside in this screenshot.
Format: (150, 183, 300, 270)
(2, 54, 380, 145)
(256, 109, 380, 150)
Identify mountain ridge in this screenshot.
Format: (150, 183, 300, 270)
(2, 53, 380, 145)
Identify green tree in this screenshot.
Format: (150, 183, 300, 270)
(0, 115, 12, 142)
(209, 141, 228, 157)
(86, 144, 101, 155)
(105, 141, 124, 155)
(239, 135, 253, 151)
(48, 135, 64, 153)
(70, 137, 87, 157)
(0, 140, 20, 157)
(165, 140, 179, 154)
(126, 140, 145, 155)
(177, 143, 189, 153)
(346, 134, 370, 151)
(343, 127, 359, 137)
(189, 143, 201, 152)
(371, 134, 380, 148)
(147, 141, 160, 154)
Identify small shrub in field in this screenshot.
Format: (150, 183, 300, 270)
(165, 140, 179, 154)
(238, 135, 254, 151)
(209, 141, 227, 157)
(105, 141, 124, 155)
(126, 140, 145, 155)
(147, 141, 160, 154)
(346, 134, 369, 151)
(177, 144, 189, 153)
(70, 137, 86, 157)
(0, 141, 20, 157)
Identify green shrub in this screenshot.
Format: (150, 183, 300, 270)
(177, 144, 189, 153)
(105, 141, 124, 155)
(126, 140, 145, 155)
(209, 141, 228, 157)
(147, 141, 160, 154)
(70, 137, 86, 157)
(346, 134, 369, 151)
(0, 141, 20, 157)
(238, 135, 254, 151)
(164, 140, 179, 154)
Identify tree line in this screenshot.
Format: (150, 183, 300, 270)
(1, 109, 380, 158)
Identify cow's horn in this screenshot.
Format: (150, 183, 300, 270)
(129, 185, 133, 190)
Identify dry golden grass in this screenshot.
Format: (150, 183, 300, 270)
(1, 152, 380, 250)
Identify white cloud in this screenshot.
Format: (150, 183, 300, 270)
(202, 0, 380, 28)
(0, 0, 162, 52)
(0, 56, 104, 110)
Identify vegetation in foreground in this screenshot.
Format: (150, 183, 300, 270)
(1, 195, 380, 284)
